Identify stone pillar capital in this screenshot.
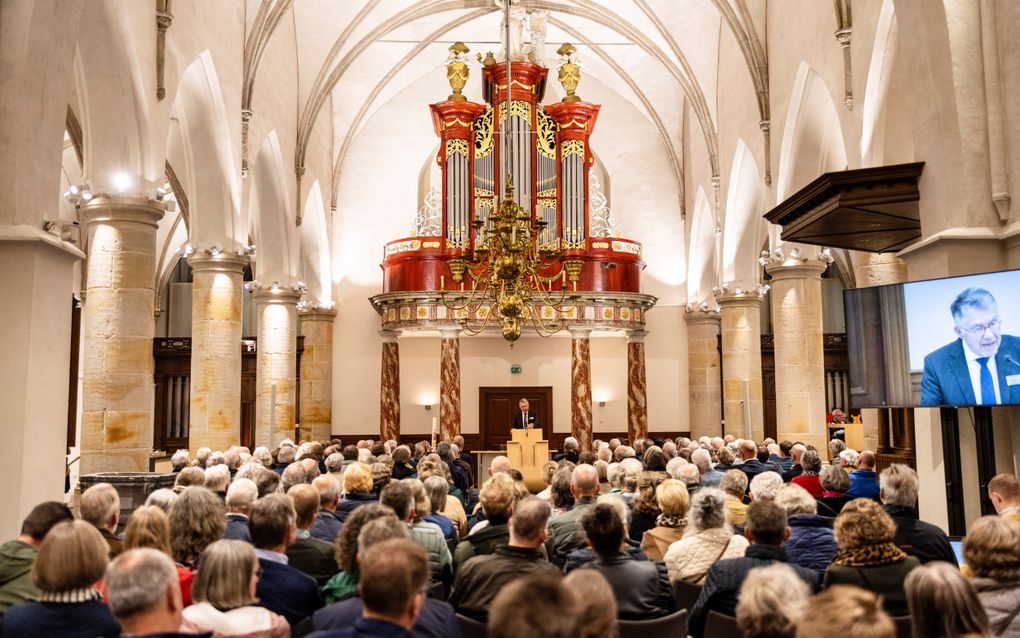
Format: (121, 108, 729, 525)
(187, 252, 249, 274)
(569, 327, 591, 339)
(298, 307, 338, 322)
(765, 260, 827, 281)
(684, 311, 722, 327)
(439, 327, 462, 340)
(715, 291, 764, 310)
(253, 289, 301, 305)
(80, 196, 164, 228)
(379, 329, 400, 343)
(627, 329, 648, 343)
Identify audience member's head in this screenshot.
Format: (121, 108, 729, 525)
(422, 475, 448, 517)
(744, 500, 788, 546)
(795, 586, 894, 638)
(343, 462, 374, 494)
(562, 569, 615, 638)
(509, 497, 551, 547)
(105, 549, 182, 634)
(288, 484, 321, 529)
(828, 438, 847, 460)
(775, 484, 817, 516)
(749, 471, 783, 501)
(905, 562, 991, 638)
(123, 505, 172, 555)
(987, 473, 1020, 514)
(687, 487, 730, 533)
(17, 501, 73, 547)
(249, 493, 296, 551)
(716, 446, 736, 466)
(479, 472, 516, 524)
(277, 445, 296, 464)
(833, 498, 897, 550)
(582, 503, 625, 559)
(820, 463, 851, 495)
(879, 463, 919, 507)
(225, 478, 258, 516)
(299, 457, 320, 482)
(379, 481, 414, 522)
(571, 464, 600, 499)
(356, 516, 410, 554)
(144, 488, 177, 513)
(643, 447, 667, 472)
(80, 482, 120, 534)
(736, 563, 811, 638)
(489, 455, 512, 476)
(32, 520, 108, 594)
(192, 540, 259, 610)
(963, 515, 1020, 582)
(800, 450, 822, 474)
(789, 444, 806, 464)
(857, 450, 876, 470)
(168, 486, 226, 567)
(655, 478, 690, 524)
(170, 449, 190, 471)
(488, 574, 581, 638)
(204, 464, 230, 492)
(333, 504, 395, 572)
(400, 478, 430, 521)
(280, 463, 307, 493)
(358, 539, 430, 630)
(251, 464, 281, 497)
(720, 469, 749, 499)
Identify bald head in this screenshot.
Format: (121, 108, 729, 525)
(857, 450, 876, 470)
(571, 464, 600, 498)
(489, 456, 512, 476)
(739, 440, 757, 460)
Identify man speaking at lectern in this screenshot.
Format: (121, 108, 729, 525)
(921, 287, 1020, 406)
(511, 398, 539, 430)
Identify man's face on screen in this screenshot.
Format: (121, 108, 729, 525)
(955, 304, 1002, 358)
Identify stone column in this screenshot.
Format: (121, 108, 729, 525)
(439, 328, 461, 441)
(627, 330, 649, 443)
(766, 261, 828, 450)
(685, 312, 723, 439)
(254, 288, 300, 449)
(379, 330, 400, 442)
(80, 198, 164, 473)
(188, 253, 247, 455)
(298, 307, 337, 442)
(716, 292, 764, 441)
(570, 328, 593, 451)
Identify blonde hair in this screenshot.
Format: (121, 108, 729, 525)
(342, 462, 374, 493)
(401, 478, 430, 520)
(655, 479, 690, 518)
(32, 520, 108, 592)
(795, 586, 893, 638)
(192, 540, 259, 610)
(775, 484, 817, 516)
(480, 473, 516, 522)
(834, 499, 896, 549)
(563, 569, 616, 638)
(736, 563, 810, 638)
(123, 505, 172, 555)
(963, 515, 1020, 581)
(288, 483, 321, 527)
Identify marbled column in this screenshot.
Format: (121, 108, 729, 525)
(685, 312, 723, 439)
(80, 197, 164, 473)
(439, 328, 461, 441)
(379, 330, 401, 442)
(716, 292, 765, 442)
(767, 261, 828, 451)
(570, 328, 593, 451)
(627, 330, 649, 443)
(254, 289, 300, 449)
(299, 307, 337, 442)
(188, 253, 247, 456)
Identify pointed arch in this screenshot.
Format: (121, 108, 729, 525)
(722, 139, 766, 287)
(861, 0, 915, 167)
(686, 187, 717, 305)
(249, 131, 294, 282)
(299, 180, 332, 306)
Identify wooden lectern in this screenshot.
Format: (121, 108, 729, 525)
(507, 429, 549, 492)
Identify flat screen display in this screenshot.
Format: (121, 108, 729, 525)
(844, 268, 1020, 408)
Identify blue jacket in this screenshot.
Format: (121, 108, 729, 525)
(921, 335, 1020, 406)
(310, 509, 343, 543)
(312, 596, 461, 638)
(256, 557, 321, 626)
(308, 617, 413, 638)
(846, 469, 880, 500)
(785, 514, 839, 578)
(335, 493, 379, 522)
(223, 513, 251, 543)
(2, 599, 121, 638)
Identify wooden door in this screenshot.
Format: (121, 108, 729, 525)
(479, 386, 552, 451)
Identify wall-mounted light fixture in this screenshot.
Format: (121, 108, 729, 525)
(424, 404, 433, 411)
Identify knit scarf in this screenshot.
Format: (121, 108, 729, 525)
(656, 513, 687, 529)
(832, 542, 907, 567)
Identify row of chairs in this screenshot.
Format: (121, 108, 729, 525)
(457, 609, 690, 638)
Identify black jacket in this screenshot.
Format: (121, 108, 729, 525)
(309, 509, 343, 543)
(884, 504, 958, 565)
(563, 540, 646, 573)
(738, 459, 780, 484)
(582, 552, 673, 619)
(286, 535, 340, 586)
(335, 492, 378, 522)
(312, 596, 460, 638)
(449, 545, 560, 621)
(453, 523, 509, 567)
(823, 554, 921, 616)
(688, 544, 819, 637)
(256, 556, 322, 626)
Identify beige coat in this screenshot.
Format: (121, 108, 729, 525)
(663, 528, 749, 584)
(641, 526, 685, 561)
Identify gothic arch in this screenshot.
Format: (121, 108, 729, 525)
(249, 131, 295, 283)
(722, 139, 766, 288)
(686, 187, 717, 306)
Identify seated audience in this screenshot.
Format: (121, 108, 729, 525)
(450, 497, 559, 621)
(735, 563, 811, 638)
(417, 462, 468, 540)
(1, 520, 120, 637)
(775, 484, 838, 579)
(714, 446, 738, 472)
(693, 448, 724, 487)
(795, 585, 895, 638)
(169, 486, 227, 570)
(790, 449, 824, 498)
(546, 464, 602, 567)
(664, 487, 748, 585)
(322, 504, 395, 604)
(827, 438, 846, 462)
(962, 515, 1020, 635)
(281, 463, 307, 494)
(906, 562, 993, 638)
(823, 498, 920, 616)
(581, 503, 673, 619)
(816, 463, 852, 516)
(309, 474, 344, 543)
(640, 478, 689, 560)
(550, 468, 576, 518)
(122, 505, 194, 606)
(536, 461, 559, 502)
(554, 437, 581, 464)
(224, 478, 257, 543)
(880, 463, 957, 564)
(988, 473, 1020, 523)
(286, 484, 340, 586)
(562, 570, 616, 638)
(336, 462, 378, 522)
(145, 488, 178, 513)
(749, 471, 784, 502)
(182, 539, 289, 637)
(563, 496, 646, 572)
(250, 493, 321, 626)
(174, 466, 206, 494)
(390, 446, 417, 480)
(205, 464, 231, 500)
(0, 501, 72, 617)
(628, 471, 667, 542)
(845, 450, 880, 499)
(737, 440, 773, 482)
(720, 469, 749, 525)
(487, 574, 580, 638)
(104, 549, 186, 638)
(80, 482, 122, 558)
(306, 539, 431, 638)
(593, 460, 610, 494)
(421, 476, 456, 542)
(781, 443, 806, 482)
(394, 480, 452, 582)
(689, 500, 818, 637)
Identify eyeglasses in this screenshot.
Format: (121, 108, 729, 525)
(958, 319, 1002, 336)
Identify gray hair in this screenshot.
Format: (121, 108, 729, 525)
(600, 495, 630, 530)
(691, 448, 713, 472)
(686, 487, 729, 532)
(564, 437, 579, 451)
(281, 463, 307, 493)
(105, 548, 179, 621)
(736, 563, 811, 637)
(170, 450, 190, 470)
(677, 464, 702, 486)
(879, 463, 920, 507)
(749, 471, 784, 501)
(295, 442, 314, 461)
(775, 483, 817, 515)
(206, 451, 226, 468)
(720, 469, 748, 497)
(277, 446, 296, 464)
(225, 478, 258, 512)
(821, 464, 851, 493)
(325, 452, 343, 473)
(838, 449, 859, 468)
(144, 488, 177, 513)
(801, 449, 822, 473)
(951, 287, 997, 322)
(252, 447, 273, 468)
(665, 457, 687, 479)
(204, 464, 231, 492)
(80, 483, 120, 529)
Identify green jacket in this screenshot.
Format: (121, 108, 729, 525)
(0, 540, 38, 617)
(321, 569, 358, 605)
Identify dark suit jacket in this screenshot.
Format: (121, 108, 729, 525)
(309, 509, 343, 543)
(312, 596, 462, 638)
(256, 556, 322, 626)
(223, 513, 252, 542)
(510, 411, 539, 429)
(920, 335, 1020, 406)
(884, 504, 958, 565)
(286, 535, 340, 586)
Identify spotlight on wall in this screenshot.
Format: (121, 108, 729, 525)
(181, 243, 195, 256)
(64, 184, 93, 205)
(819, 247, 835, 264)
(209, 245, 222, 257)
(700, 301, 710, 311)
(271, 281, 281, 292)
(789, 247, 801, 260)
(112, 172, 132, 193)
(155, 186, 168, 201)
(758, 249, 770, 266)
(685, 303, 693, 312)
(243, 244, 257, 256)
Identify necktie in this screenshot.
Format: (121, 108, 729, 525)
(977, 357, 996, 404)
